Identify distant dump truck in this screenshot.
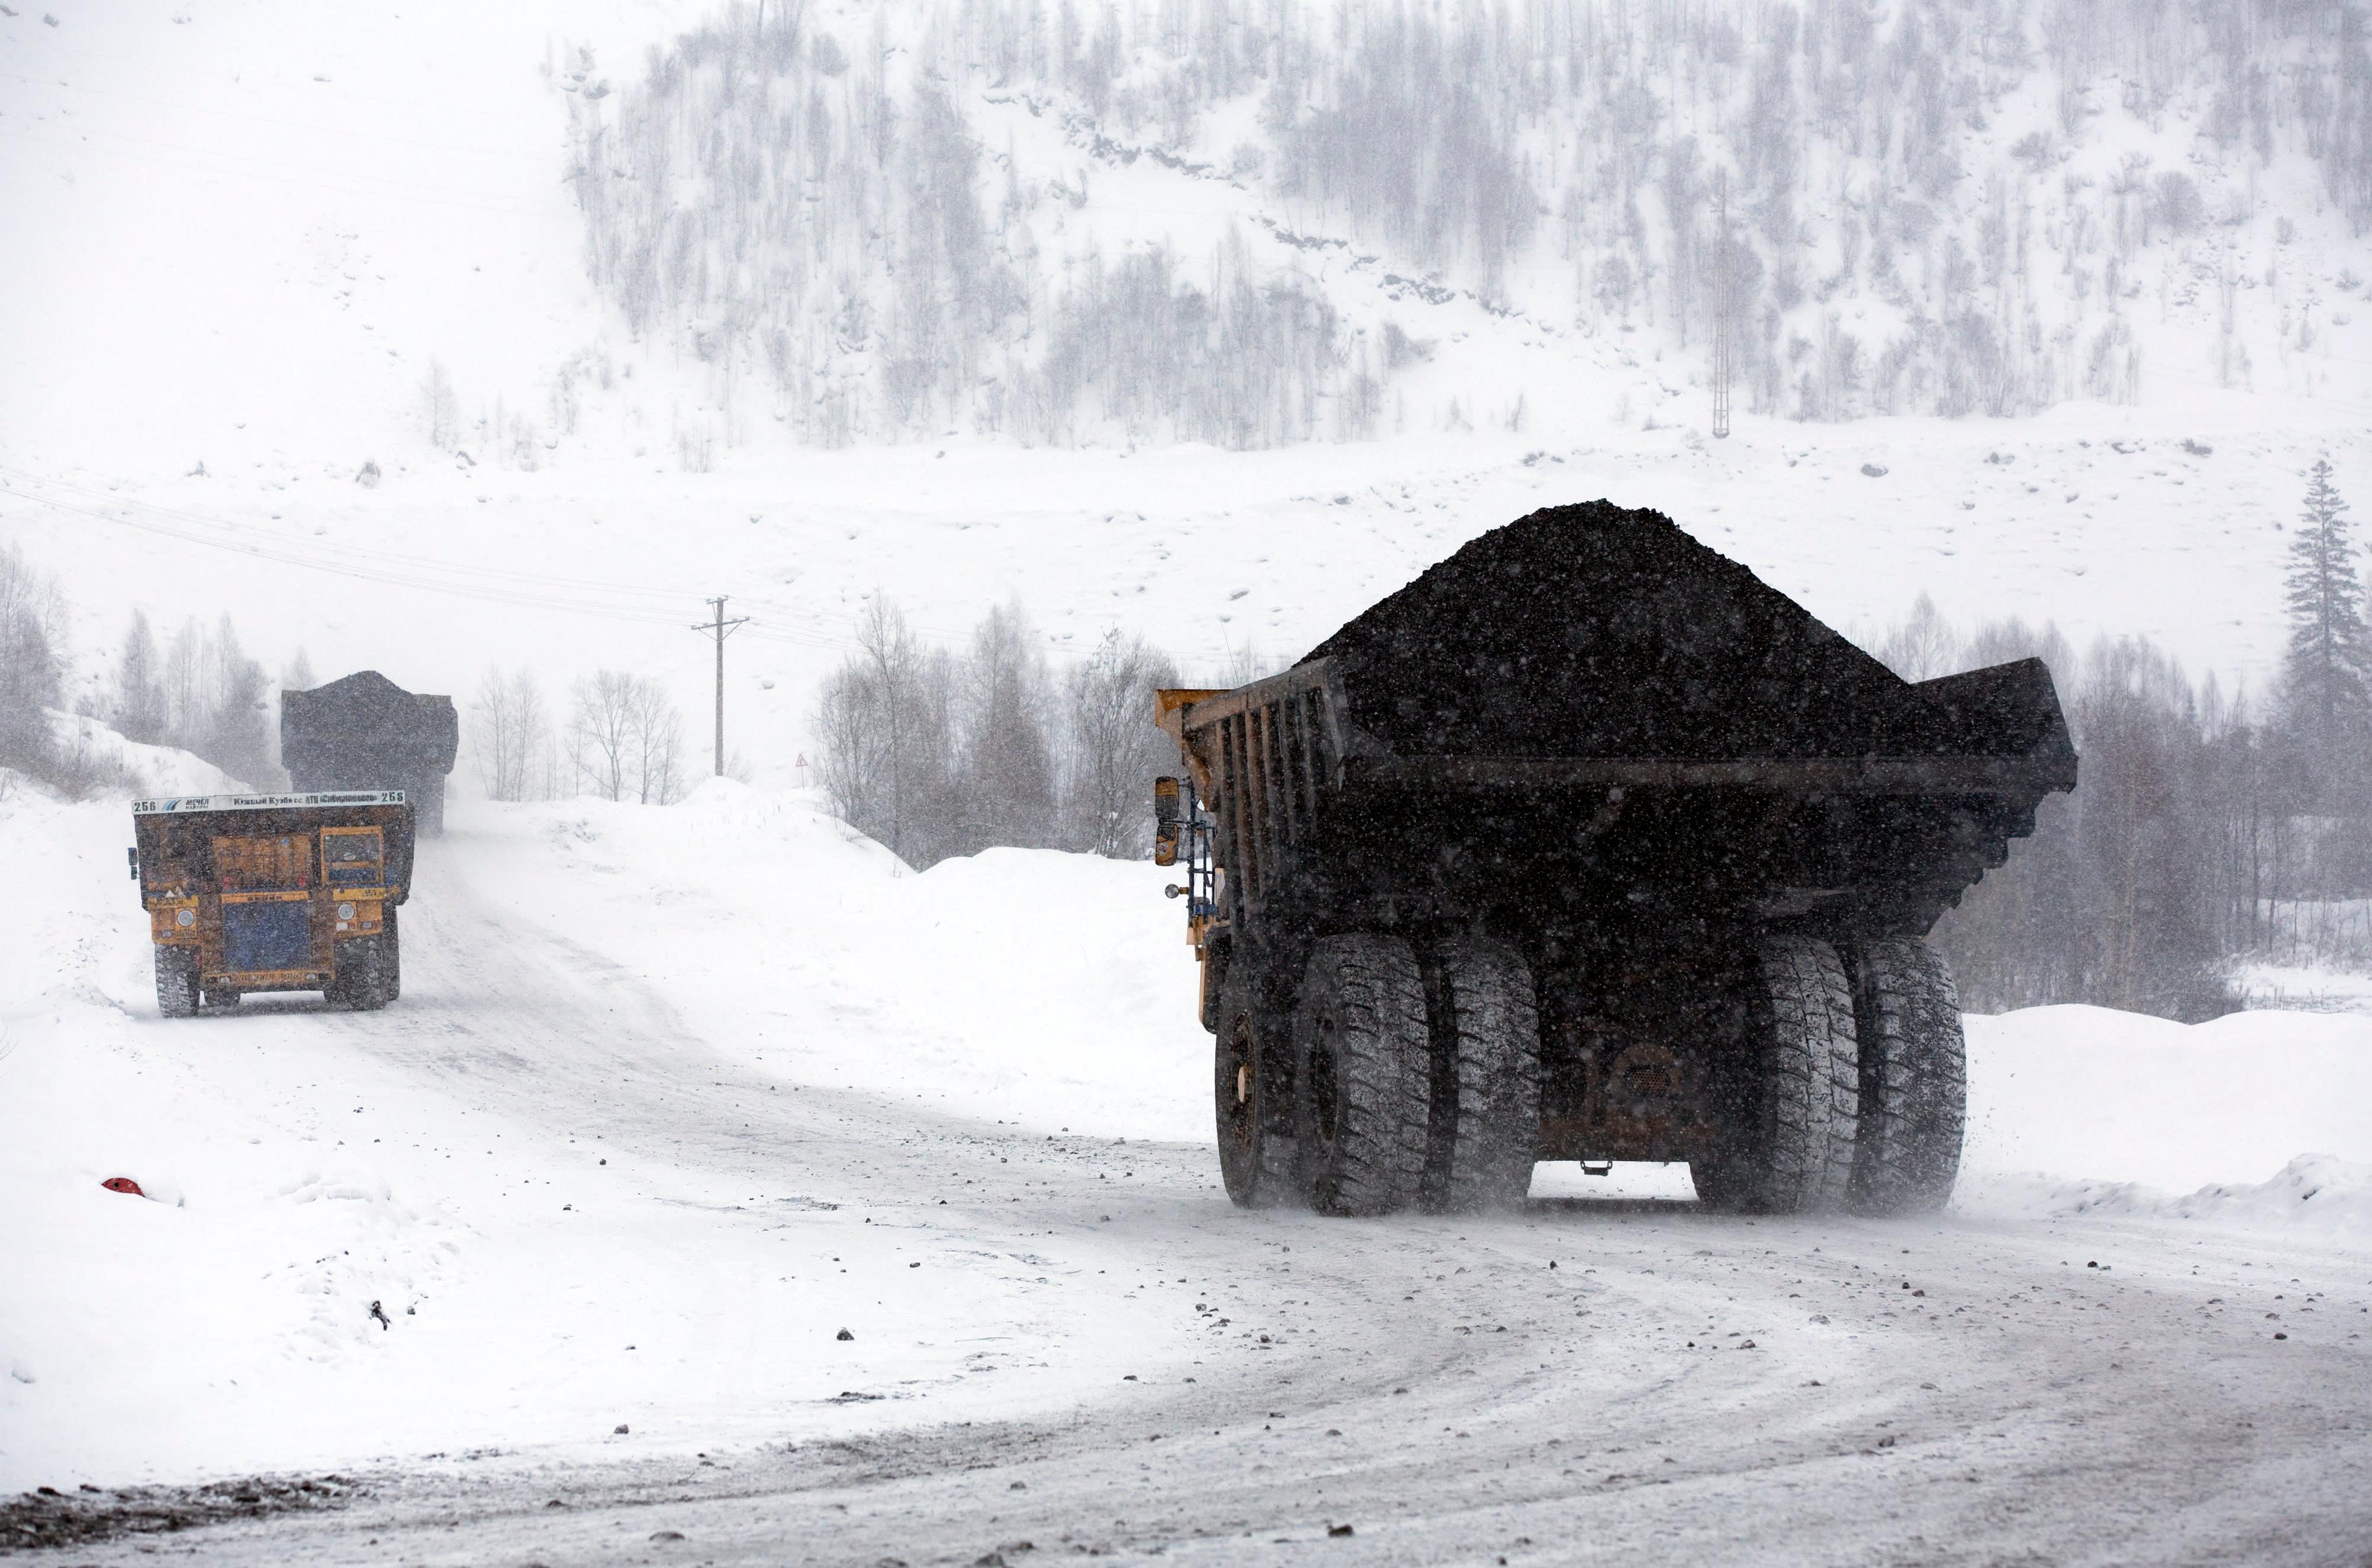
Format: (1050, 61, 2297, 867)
(131, 791, 414, 1015)
(1153, 503, 2076, 1218)
(281, 671, 459, 835)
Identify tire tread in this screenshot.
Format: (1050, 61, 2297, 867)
(1297, 935, 1431, 1216)
(1844, 939, 1967, 1215)
(1695, 936, 1859, 1214)
(1429, 936, 1542, 1212)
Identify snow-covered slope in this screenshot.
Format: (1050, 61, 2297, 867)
(2, 1, 2366, 784)
(6, 0, 2369, 479)
(0, 0, 687, 481)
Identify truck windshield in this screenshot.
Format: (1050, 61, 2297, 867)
(322, 829, 384, 887)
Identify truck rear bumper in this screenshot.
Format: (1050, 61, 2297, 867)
(203, 968, 333, 991)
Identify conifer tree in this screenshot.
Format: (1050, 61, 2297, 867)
(2281, 458, 2370, 780)
(116, 611, 168, 745)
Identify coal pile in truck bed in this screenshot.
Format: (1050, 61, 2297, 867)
(1300, 501, 1999, 761)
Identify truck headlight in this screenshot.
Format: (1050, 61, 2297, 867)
(175, 907, 196, 928)
(337, 902, 356, 921)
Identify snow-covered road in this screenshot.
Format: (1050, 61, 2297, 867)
(6, 783, 2371, 1562)
(41, 1062, 2372, 1564)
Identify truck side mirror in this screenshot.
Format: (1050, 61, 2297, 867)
(127, 847, 140, 880)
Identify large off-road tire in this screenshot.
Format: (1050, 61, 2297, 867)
(1841, 938, 1967, 1216)
(154, 947, 199, 1019)
(332, 936, 393, 1012)
(1213, 952, 1297, 1208)
(1691, 936, 1859, 1215)
(1291, 934, 1431, 1217)
(1421, 935, 1542, 1213)
(381, 911, 402, 1002)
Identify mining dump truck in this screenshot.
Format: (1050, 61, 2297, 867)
(1153, 503, 2076, 1218)
(281, 671, 459, 835)
(131, 791, 414, 1015)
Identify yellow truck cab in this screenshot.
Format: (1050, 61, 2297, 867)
(130, 790, 414, 1015)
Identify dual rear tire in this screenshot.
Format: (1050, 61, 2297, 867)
(1290, 936, 1433, 1216)
(1841, 939, 1966, 1216)
(1691, 935, 1967, 1217)
(1213, 933, 1541, 1216)
(1421, 936, 1541, 1213)
(1691, 936, 1862, 1214)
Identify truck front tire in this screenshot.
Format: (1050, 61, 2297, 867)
(1290, 934, 1431, 1217)
(1421, 935, 1542, 1212)
(1693, 936, 1859, 1214)
(332, 936, 395, 1012)
(1841, 939, 1966, 1216)
(381, 906, 402, 1001)
(1213, 955, 1296, 1208)
(154, 947, 199, 1018)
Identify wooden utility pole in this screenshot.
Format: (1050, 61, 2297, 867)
(1712, 167, 1733, 440)
(692, 596, 750, 776)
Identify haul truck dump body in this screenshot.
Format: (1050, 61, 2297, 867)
(1154, 503, 2076, 1218)
(132, 791, 414, 1015)
(280, 671, 459, 835)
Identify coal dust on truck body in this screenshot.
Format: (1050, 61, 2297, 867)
(1153, 503, 2077, 1225)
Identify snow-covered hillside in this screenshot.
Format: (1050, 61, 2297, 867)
(6, 0, 2369, 479)
(560, 0, 2372, 451)
(2, 1, 2367, 788)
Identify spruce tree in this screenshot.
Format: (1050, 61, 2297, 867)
(116, 611, 167, 744)
(2281, 458, 2370, 780)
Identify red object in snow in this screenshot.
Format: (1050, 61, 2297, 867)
(101, 1176, 147, 1197)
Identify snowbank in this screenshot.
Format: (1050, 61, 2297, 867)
(1554, 1005, 2372, 1231)
(1964, 1154, 2372, 1246)
(463, 778, 1208, 1141)
(1959, 1004, 2372, 1195)
(1946, 1005, 2372, 1243)
(4, 774, 2368, 1494)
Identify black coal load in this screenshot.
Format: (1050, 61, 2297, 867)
(280, 670, 460, 831)
(1301, 501, 2047, 763)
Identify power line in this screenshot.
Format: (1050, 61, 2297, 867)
(0, 475, 696, 627)
(2, 470, 1161, 667)
(4, 470, 695, 603)
(2, 471, 1014, 654)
